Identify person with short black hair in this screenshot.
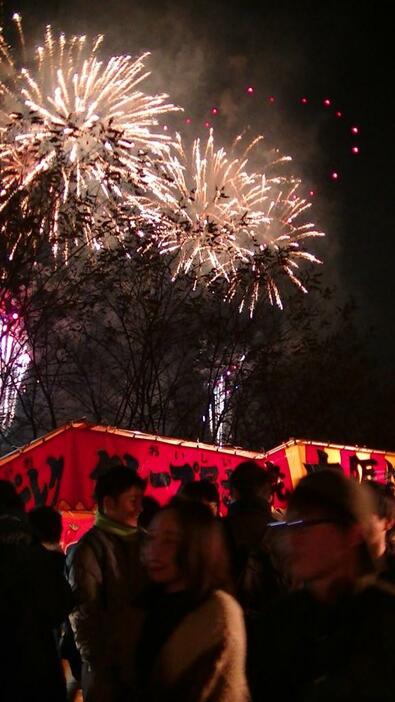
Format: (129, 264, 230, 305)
(226, 462, 273, 557)
(92, 465, 146, 515)
(68, 465, 146, 701)
(229, 461, 272, 503)
(223, 462, 274, 609)
(120, 499, 249, 702)
(29, 505, 63, 550)
(179, 478, 220, 515)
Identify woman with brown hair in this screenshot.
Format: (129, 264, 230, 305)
(131, 498, 250, 702)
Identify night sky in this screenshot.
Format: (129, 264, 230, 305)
(2, 1, 393, 357)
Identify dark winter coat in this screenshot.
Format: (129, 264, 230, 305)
(225, 497, 273, 574)
(0, 513, 74, 702)
(224, 497, 276, 610)
(249, 577, 395, 702)
(68, 525, 145, 674)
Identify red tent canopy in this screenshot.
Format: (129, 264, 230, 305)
(0, 420, 284, 514)
(2, 423, 393, 550)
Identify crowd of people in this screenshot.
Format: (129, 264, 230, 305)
(1, 461, 395, 702)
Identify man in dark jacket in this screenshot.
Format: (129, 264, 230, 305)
(29, 505, 82, 698)
(249, 469, 395, 702)
(224, 461, 279, 613)
(68, 466, 146, 701)
(225, 461, 273, 570)
(0, 480, 73, 702)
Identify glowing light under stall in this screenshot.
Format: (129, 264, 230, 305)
(0, 303, 29, 431)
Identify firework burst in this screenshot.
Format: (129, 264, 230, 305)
(225, 178, 323, 315)
(149, 130, 258, 277)
(150, 129, 323, 314)
(0, 17, 179, 258)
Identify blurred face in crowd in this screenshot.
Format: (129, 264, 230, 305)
(368, 512, 392, 558)
(143, 510, 187, 592)
(103, 486, 144, 527)
(286, 509, 363, 599)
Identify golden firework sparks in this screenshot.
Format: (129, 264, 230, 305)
(0, 17, 180, 259)
(150, 129, 324, 315)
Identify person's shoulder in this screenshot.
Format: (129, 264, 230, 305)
(204, 589, 244, 626)
(70, 526, 106, 559)
(210, 588, 241, 608)
(173, 591, 245, 653)
(74, 525, 99, 545)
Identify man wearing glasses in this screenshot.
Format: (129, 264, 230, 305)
(249, 469, 395, 702)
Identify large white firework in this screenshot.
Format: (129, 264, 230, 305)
(151, 130, 257, 277)
(0, 16, 179, 258)
(225, 178, 324, 314)
(151, 129, 324, 315)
